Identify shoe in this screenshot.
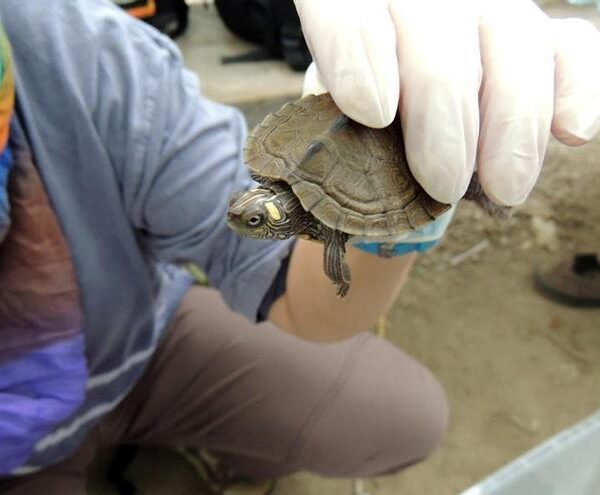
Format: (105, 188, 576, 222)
(534, 253, 600, 307)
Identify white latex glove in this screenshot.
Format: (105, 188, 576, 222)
(295, 0, 600, 206)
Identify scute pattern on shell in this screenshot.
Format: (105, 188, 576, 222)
(244, 94, 450, 237)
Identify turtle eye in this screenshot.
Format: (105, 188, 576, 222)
(247, 214, 263, 227)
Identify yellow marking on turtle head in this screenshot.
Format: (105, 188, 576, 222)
(265, 201, 282, 221)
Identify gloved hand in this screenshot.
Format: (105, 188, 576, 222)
(295, 0, 600, 207)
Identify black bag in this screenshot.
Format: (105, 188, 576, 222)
(214, 0, 312, 72)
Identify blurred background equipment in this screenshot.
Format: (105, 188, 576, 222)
(115, 0, 311, 70)
(214, 0, 312, 71)
(115, 0, 189, 38)
(461, 409, 600, 495)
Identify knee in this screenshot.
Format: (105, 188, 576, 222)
(296, 362, 449, 479)
(284, 337, 450, 479)
(358, 366, 449, 477)
(400, 371, 449, 463)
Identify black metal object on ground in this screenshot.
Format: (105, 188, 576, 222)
(215, 0, 312, 71)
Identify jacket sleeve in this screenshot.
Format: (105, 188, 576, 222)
(85, 2, 294, 319)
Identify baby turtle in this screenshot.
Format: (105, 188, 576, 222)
(228, 93, 498, 297)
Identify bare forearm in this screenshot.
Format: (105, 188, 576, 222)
(268, 239, 417, 341)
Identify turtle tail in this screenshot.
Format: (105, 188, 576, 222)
(464, 175, 511, 219)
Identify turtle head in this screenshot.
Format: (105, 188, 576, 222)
(227, 188, 296, 240)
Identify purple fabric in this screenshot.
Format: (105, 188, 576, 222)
(0, 334, 87, 475)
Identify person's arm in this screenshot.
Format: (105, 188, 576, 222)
(270, 242, 416, 341)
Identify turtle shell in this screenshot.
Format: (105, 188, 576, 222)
(244, 93, 450, 237)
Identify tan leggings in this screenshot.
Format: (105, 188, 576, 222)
(0, 286, 448, 494)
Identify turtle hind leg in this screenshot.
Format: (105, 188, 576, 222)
(323, 229, 351, 297)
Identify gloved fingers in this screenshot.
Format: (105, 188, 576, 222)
(389, 0, 481, 204)
(477, 2, 555, 206)
(302, 62, 328, 97)
(294, 0, 399, 128)
(551, 18, 600, 146)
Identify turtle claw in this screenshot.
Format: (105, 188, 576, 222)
(324, 230, 351, 298)
(335, 257, 351, 297)
(335, 280, 350, 298)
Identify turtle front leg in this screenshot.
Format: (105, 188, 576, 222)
(322, 229, 351, 297)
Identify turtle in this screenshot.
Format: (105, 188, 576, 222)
(227, 93, 502, 297)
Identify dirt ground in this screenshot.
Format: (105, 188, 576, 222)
(91, 2, 600, 494)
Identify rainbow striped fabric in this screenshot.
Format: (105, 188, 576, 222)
(0, 29, 14, 243)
